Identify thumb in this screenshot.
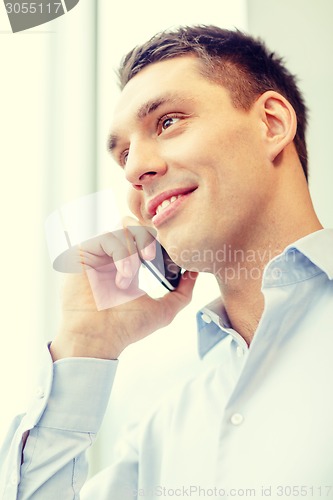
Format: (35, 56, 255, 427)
(158, 271, 199, 326)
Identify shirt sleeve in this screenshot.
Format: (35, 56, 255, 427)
(0, 344, 120, 499)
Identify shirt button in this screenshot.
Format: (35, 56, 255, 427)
(230, 413, 244, 426)
(236, 346, 244, 357)
(201, 313, 212, 324)
(271, 267, 282, 280)
(36, 387, 45, 398)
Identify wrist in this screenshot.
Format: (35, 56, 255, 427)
(50, 329, 122, 362)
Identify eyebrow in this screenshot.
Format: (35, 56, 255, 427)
(107, 93, 193, 154)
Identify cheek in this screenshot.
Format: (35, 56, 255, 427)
(127, 189, 144, 221)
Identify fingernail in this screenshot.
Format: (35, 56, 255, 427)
(119, 259, 132, 277)
(118, 276, 131, 288)
(141, 241, 156, 260)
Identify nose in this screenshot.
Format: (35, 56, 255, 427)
(124, 140, 167, 190)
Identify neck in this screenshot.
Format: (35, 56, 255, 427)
(215, 179, 322, 345)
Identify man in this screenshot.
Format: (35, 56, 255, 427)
(1, 25, 332, 499)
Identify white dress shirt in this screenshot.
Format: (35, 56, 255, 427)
(1, 229, 333, 499)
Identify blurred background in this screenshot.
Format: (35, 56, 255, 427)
(0, 0, 332, 474)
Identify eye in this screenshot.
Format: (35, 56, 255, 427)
(162, 117, 179, 129)
(157, 114, 181, 135)
(120, 149, 129, 167)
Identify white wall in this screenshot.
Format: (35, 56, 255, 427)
(0, 10, 50, 441)
(0, 1, 99, 443)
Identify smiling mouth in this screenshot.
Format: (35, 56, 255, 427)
(150, 188, 197, 227)
(155, 194, 184, 215)
(147, 187, 197, 218)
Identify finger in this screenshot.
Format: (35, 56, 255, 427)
(115, 273, 133, 289)
(85, 262, 145, 310)
(77, 224, 154, 287)
(79, 232, 135, 286)
(172, 271, 199, 302)
(122, 216, 157, 260)
(79, 232, 122, 260)
(78, 248, 114, 271)
(98, 231, 135, 278)
(140, 239, 156, 260)
(159, 271, 199, 323)
(100, 224, 149, 277)
(115, 252, 141, 288)
(114, 254, 133, 278)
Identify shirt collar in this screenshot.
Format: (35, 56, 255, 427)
(285, 228, 333, 280)
(196, 228, 333, 358)
(196, 299, 229, 359)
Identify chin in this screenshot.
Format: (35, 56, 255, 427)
(163, 243, 208, 273)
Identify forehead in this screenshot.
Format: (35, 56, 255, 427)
(111, 56, 208, 128)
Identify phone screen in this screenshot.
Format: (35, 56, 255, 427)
(139, 243, 182, 291)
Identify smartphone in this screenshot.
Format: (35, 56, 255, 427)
(139, 243, 182, 291)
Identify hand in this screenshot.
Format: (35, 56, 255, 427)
(50, 217, 198, 361)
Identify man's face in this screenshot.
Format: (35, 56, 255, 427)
(109, 56, 272, 270)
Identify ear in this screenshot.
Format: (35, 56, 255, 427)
(256, 90, 297, 163)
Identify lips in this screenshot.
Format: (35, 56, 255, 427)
(147, 187, 197, 218)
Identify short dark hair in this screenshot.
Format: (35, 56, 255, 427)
(118, 25, 308, 180)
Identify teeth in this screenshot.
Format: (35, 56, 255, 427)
(155, 195, 182, 215)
